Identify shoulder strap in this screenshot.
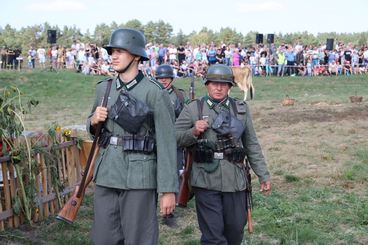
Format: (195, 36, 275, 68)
(103, 78, 113, 106)
(196, 97, 205, 120)
(228, 97, 238, 115)
(173, 87, 185, 104)
(148, 76, 164, 89)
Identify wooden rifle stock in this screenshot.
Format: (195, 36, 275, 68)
(55, 144, 100, 224)
(56, 79, 112, 224)
(178, 150, 193, 207)
(247, 205, 253, 233)
(245, 159, 253, 233)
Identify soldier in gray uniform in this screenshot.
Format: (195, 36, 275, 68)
(155, 64, 188, 119)
(87, 28, 178, 245)
(175, 64, 271, 244)
(155, 64, 188, 227)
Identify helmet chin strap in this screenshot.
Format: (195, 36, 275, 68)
(118, 57, 136, 74)
(165, 79, 174, 89)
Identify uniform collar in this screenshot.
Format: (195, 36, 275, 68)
(205, 95, 230, 109)
(167, 86, 175, 94)
(116, 71, 144, 91)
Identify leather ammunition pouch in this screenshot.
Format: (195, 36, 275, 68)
(215, 134, 246, 163)
(121, 135, 155, 153)
(109, 90, 152, 134)
(226, 147, 246, 163)
(193, 139, 215, 163)
(216, 133, 237, 151)
(103, 135, 155, 154)
(98, 128, 113, 148)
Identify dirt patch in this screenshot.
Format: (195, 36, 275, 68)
(252, 102, 368, 192)
(255, 103, 368, 126)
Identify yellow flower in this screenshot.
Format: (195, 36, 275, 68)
(63, 129, 72, 137)
(55, 126, 62, 133)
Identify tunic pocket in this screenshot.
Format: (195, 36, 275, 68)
(127, 153, 157, 188)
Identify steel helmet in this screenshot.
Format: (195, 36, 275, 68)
(204, 64, 234, 86)
(155, 64, 175, 79)
(104, 28, 149, 61)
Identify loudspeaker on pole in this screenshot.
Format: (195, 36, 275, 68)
(256, 34, 263, 44)
(326, 38, 334, 50)
(47, 30, 57, 44)
(267, 34, 274, 44)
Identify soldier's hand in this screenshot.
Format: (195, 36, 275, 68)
(260, 180, 271, 195)
(91, 106, 108, 126)
(160, 193, 176, 216)
(192, 120, 209, 136)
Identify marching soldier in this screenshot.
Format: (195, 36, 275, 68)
(175, 64, 271, 244)
(87, 28, 178, 245)
(155, 64, 188, 227)
(155, 64, 188, 119)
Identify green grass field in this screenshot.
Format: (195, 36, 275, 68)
(0, 70, 367, 244)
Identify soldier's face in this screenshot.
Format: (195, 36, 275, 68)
(206, 81, 231, 100)
(157, 77, 173, 89)
(110, 48, 137, 72)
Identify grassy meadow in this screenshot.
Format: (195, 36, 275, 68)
(0, 69, 367, 244)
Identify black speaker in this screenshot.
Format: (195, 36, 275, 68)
(256, 34, 263, 44)
(47, 30, 57, 44)
(267, 34, 274, 44)
(326, 38, 334, 50)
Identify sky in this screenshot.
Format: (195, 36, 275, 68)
(1, 0, 367, 36)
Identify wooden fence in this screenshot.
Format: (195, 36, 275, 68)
(0, 135, 92, 231)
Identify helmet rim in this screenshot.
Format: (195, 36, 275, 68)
(104, 28, 149, 61)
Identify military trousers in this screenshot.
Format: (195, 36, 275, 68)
(193, 187, 247, 245)
(91, 185, 158, 245)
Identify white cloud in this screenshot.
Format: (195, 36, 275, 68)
(235, 1, 283, 13)
(26, 0, 87, 12)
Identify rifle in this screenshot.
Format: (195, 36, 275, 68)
(177, 149, 193, 207)
(245, 159, 253, 233)
(178, 76, 196, 207)
(56, 79, 112, 224)
(189, 75, 195, 100)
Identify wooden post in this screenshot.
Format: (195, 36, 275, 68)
(40, 156, 49, 218)
(8, 165, 19, 227)
(0, 184, 5, 231)
(47, 164, 55, 216)
(35, 162, 44, 221)
(66, 146, 75, 187)
(1, 162, 13, 228)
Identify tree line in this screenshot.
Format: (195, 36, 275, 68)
(1, 19, 368, 54)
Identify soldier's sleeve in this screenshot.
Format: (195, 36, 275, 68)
(175, 102, 198, 148)
(154, 89, 179, 193)
(242, 103, 271, 183)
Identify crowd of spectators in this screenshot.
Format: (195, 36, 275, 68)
(2, 40, 368, 78)
(140, 41, 368, 77)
